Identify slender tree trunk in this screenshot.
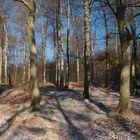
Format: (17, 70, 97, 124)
(56, 14, 60, 86)
(53, 20, 58, 85)
(66, 0, 70, 88)
(22, 24, 26, 84)
(90, 21, 97, 84)
(41, 20, 47, 84)
(28, 60, 30, 85)
(0, 40, 2, 83)
(14, 45, 18, 84)
(83, 0, 91, 99)
(76, 35, 80, 83)
(58, 0, 64, 88)
(114, 24, 119, 85)
(130, 3, 138, 95)
(103, 7, 109, 87)
(3, 18, 8, 84)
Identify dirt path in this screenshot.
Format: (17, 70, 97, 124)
(0, 84, 140, 140)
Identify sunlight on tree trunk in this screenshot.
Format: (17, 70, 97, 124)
(115, 3, 131, 114)
(41, 19, 47, 84)
(83, 0, 91, 99)
(14, 0, 41, 111)
(22, 24, 26, 84)
(0, 40, 2, 83)
(76, 37, 80, 83)
(3, 18, 8, 84)
(28, 12, 40, 111)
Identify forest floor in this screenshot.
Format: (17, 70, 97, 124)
(0, 83, 140, 140)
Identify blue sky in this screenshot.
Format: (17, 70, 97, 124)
(7, 0, 110, 64)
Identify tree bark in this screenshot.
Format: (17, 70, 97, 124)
(0, 40, 2, 83)
(103, 7, 109, 87)
(14, 0, 41, 111)
(53, 19, 58, 85)
(58, 0, 64, 88)
(56, 14, 60, 86)
(22, 24, 27, 84)
(116, 3, 131, 113)
(28, 11, 40, 111)
(130, 3, 138, 95)
(14, 44, 18, 84)
(3, 18, 8, 84)
(66, 0, 70, 88)
(41, 19, 47, 84)
(76, 35, 80, 83)
(83, 0, 91, 99)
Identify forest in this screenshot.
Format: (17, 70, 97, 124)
(0, 0, 140, 139)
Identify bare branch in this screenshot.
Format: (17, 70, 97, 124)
(134, 12, 140, 18)
(13, 0, 33, 11)
(105, 0, 116, 16)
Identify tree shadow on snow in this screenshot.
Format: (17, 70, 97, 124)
(89, 99, 112, 114)
(53, 96, 88, 140)
(0, 107, 27, 136)
(40, 85, 81, 101)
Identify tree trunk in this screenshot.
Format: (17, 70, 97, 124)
(53, 19, 58, 85)
(56, 14, 60, 86)
(28, 10, 40, 111)
(13, 0, 41, 111)
(83, 0, 91, 99)
(66, 0, 70, 88)
(0, 40, 2, 83)
(58, 0, 64, 88)
(130, 3, 138, 95)
(22, 24, 26, 84)
(14, 45, 18, 84)
(14, 0, 41, 111)
(76, 35, 80, 83)
(41, 20, 47, 84)
(103, 7, 109, 87)
(3, 18, 8, 84)
(116, 3, 131, 113)
(28, 60, 30, 85)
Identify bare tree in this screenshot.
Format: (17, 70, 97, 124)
(65, 0, 71, 88)
(57, 0, 64, 88)
(106, 0, 132, 114)
(3, 14, 8, 84)
(83, 0, 91, 99)
(41, 18, 47, 84)
(103, 5, 109, 87)
(14, 0, 41, 111)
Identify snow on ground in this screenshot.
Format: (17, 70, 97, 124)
(0, 84, 140, 140)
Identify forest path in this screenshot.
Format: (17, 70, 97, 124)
(0, 84, 139, 140)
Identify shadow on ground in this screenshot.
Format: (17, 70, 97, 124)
(0, 84, 12, 95)
(40, 85, 114, 139)
(0, 107, 27, 136)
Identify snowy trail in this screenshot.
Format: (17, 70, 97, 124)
(0, 84, 139, 140)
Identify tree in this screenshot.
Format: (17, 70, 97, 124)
(83, 0, 91, 99)
(14, 0, 41, 111)
(65, 0, 71, 88)
(57, 0, 64, 88)
(0, 15, 3, 84)
(3, 13, 8, 84)
(41, 18, 47, 84)
(103, 5, 109, 87)
(106, 0, 132, 114)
